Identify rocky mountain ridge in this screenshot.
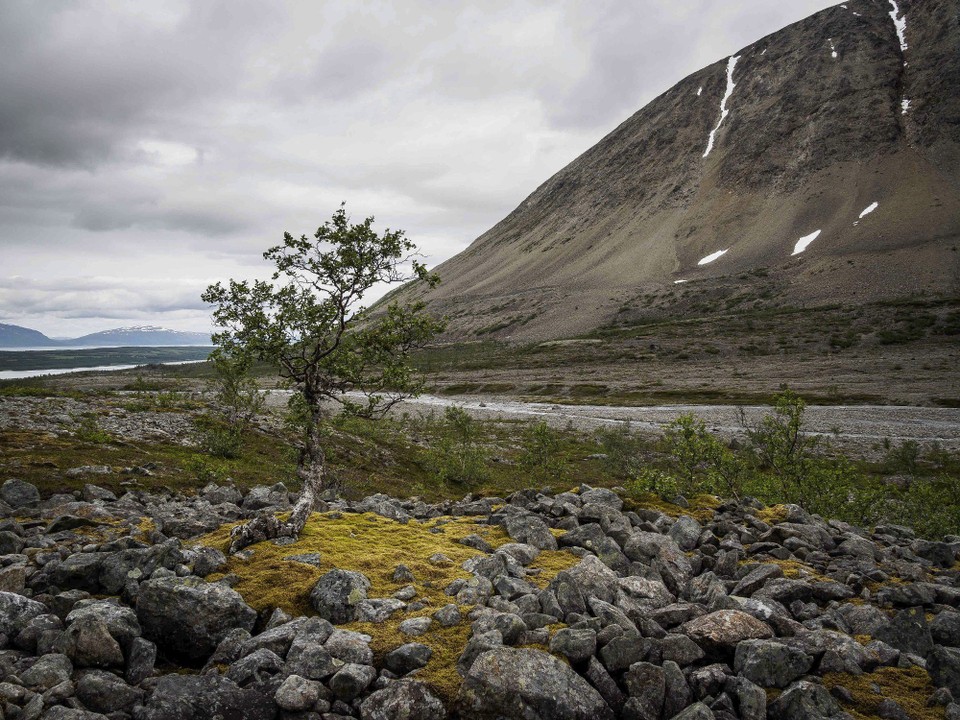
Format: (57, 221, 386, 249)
(402, 0, 960, 341)
(1, 473, 959, 719)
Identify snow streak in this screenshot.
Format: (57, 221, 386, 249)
(859, 202, 879, 219)
(888, 0, 908, 52)
(698, 249, 729, 266)
(703, 55, 740, 159)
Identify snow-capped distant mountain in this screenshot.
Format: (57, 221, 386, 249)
(69, 326, 212, 347)
(0, 323, 211, 349)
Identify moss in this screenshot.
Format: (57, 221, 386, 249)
(823, 666, 946, 720)
(198, 511, 580, 704)
(766, 558, 833, 583)
(624, 493, 719, 522)
(756, 504, 789, 524)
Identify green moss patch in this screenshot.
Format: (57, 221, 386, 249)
(199, 511, 580, 702)
(823, 666, 946, 720)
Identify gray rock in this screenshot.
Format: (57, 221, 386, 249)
(190, 546, 227, 577)
(731, 563, 784, 597)
(663, 659, 693, 718)
(457, 629, 504, 676)
(329, 662, 377, 701)
(359, 680, 447, 720)
(457, 647, 615, 720)
(286, 637, 343, 680)
(504, 515, 558, 551)
(433, 603, 461, 627)
(681, 610, 773, 654)
(1, 478, 40, 508)
(384, 642, 433, 675)
(585, 656, 627, 714)
(75, 669, 142, 713)
(81, 484, 116, 502)
(132, 672, 276, 720)
(554, 555, 620, 605)
(274, 673, 323, 711)
(930, 646, 960, 699)
(126, 636, 156, 684)
(550, 627, 597, 665)
(356, 598, 405, 623)
(623, 662, 665, 720)
(66, 600, 141, 650)
(62, 616, 125, 668)
(671, 703, 716, 720)
(933, 612, 960, 648)
(0, 530, 25, 555)
(661, 633, 706, 666)
(599, 634, 650, 673)
(309, 569, 371, 624)
(580, 488, 623, 510)
(734, 639, 814, 688)
(325, 628, 374, 665)
(136, 576, 257, 661)
(669, 515, 703, 551)
(21, 654, 72, 690)
(768, 680, 852, 720)
(49, 553, 104, 593)
(226, 647, 284, 685)
(875, 607, 935, 658)
(399, 616, 433, 636)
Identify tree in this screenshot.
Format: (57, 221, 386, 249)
(202, 204, 444, 552)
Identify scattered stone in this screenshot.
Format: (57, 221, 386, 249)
(309, 569, 371, 624)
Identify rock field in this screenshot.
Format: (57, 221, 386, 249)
(1, 475, 960, 719)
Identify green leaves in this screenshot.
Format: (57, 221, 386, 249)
(203, 204, 444, 420)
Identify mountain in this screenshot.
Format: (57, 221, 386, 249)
(68, 326, 211, 347)
(0, 324, 211, 349)
(403, 0, 960, 341)
(0, 323, 55, 348)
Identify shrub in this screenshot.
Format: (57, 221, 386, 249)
(426, 406, 488, 486)
(520, 420, 566, 483)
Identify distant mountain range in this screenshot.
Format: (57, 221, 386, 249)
(0, 323, 212, 349)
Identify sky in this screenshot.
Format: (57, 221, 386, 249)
(0, 0, 839, 337)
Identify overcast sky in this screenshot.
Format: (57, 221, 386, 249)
(0, 0, 839, 337)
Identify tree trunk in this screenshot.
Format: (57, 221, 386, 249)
(227, 407, 326, 554)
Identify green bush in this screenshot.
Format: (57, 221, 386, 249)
(426, 406, 488, 485)
(520, 420, 567, 483)
(595, 422, 649, 480)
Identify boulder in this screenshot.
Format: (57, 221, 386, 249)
(0, 478, 40, 508)
(20, 653, 73, 690)
(309, 569, 371, 624)
(457, 647, 615, 720)
(359, 680, 447, 720)
(504, 515, 558, 551)
(62, 615, 125, 668)
(768, 680, 852, 720)
(682, 610, 773, 655)
(0, 591, 46, 636)
(133, 672, 277, 720)
(734, 639, 814, 688)
(136, 576, 257, 661)
(274, 673, 323, 712)
(384, 642, 433, 675)
(75, 669, 143, 713)
(329, 662, 377, 701)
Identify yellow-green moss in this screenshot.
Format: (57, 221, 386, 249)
(756, 504, 789, 525)
(197, 511, 581, 702)
(767, 558, 833, 583)
(624, 493, 719, 523)
(823, 666, 946, 720)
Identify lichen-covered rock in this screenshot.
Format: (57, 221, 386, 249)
(136, 576, 257, 661)
(768, 680, 852, 720)
(734, 639, 814, 688)
(384, 642, 433, 675)
(681, 609, 773, 654)
(329, 662, 377, 701)
(62, 616, 125, 668)
(75, 669, 143, 714)
(274, 673, 323, 712)
(133, 672, 277, 720)
(549, 627, 597, 665)
(20, 653, 73, 690)
(0, 478, 40, 508)
(359, 680, 446, 720)
(0, 591, 46, 637)
(457, 647, 615, 720)
(309, 569, 371, 624)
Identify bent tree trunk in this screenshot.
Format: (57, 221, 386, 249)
(227, 412, 326, 555)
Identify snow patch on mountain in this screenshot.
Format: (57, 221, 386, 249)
(703, 55, 740, 159)
(697, 249, 729, 266)
(792, 230, 822, 256)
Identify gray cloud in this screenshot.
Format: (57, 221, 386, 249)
(0, 0, 841, 335)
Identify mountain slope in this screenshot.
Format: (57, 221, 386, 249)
(0, 323, 54, 348)
(406, 0, 960, 341)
